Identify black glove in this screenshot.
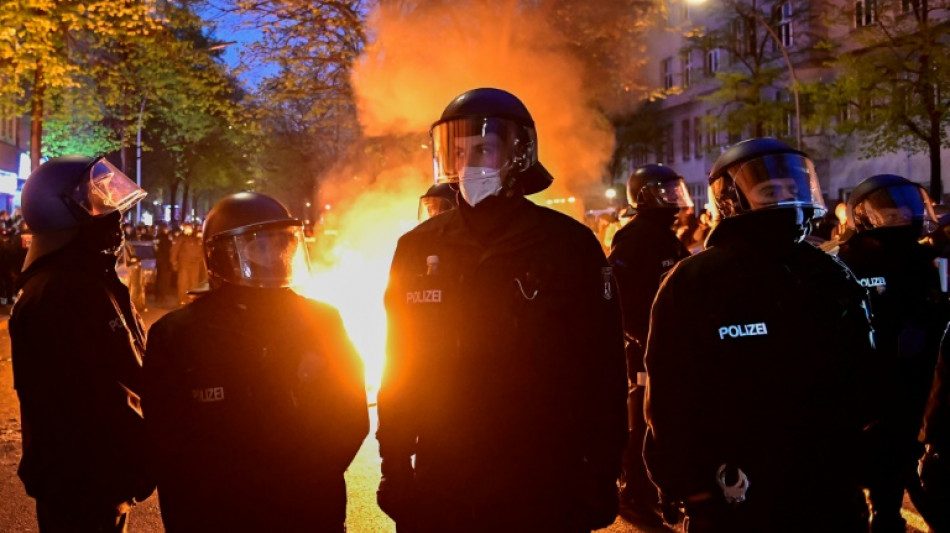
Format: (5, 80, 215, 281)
(377, 459, 416, 525)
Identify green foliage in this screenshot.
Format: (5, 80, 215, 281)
(807, 0, 950, 196)
(682, 0, 801, 144)
(204, 0, 369, 206)
(43, 118, 119, 157)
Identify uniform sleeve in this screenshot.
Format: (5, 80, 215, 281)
(575, 233, 629, 484)
(643, 269, 717, 501)
(141, 319, 190, 472)
(377, 238, 419, 466)
(608, 234, 666, 350)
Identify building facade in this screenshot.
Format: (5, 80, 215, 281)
(615, 0, 950, 209)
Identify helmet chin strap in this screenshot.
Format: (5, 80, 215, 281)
(497, 162, 524, 197)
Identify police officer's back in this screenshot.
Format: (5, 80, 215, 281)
(377, 88, 628, 533)
(142, 193, 369, 532)
(608, 164, 693, 526)
(10, 156, 153, 532)
(643, 138, 877, 533)
(837, 174, 949, 532)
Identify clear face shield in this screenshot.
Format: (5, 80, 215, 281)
(712, 153, 826, 218)
(635, 179, 695, 210)
(851, 184, 937, 233)
(430, 117, 536, 185)
(206, 223, 311, 288)
(417, 195, 456, 222)
(71, 158, 147, 216)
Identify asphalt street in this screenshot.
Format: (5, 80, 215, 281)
(0, 304, 931, 532)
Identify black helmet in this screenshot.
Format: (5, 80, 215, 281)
(429, 88, 553, 200)
(203, 192, 310, 289)
(626, 164, 694, 213)
(847, 174, 937, 235)
(21, 155, 146, 269)
(709, 138, 826, 224)
(418, 183, 458, 221)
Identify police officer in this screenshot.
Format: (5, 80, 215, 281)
(142, 192, 369, 532)
(608, 164, 693, 526)
(643, 138, 877, 532)
(170, 221, 203, 306)
(837, 174, 950, 532)
(418, 182, 459, 221)
(377, 87, 628, 533)
(10, 155, 153, 532)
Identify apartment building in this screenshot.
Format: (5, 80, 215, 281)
(616, 0, 950, 208)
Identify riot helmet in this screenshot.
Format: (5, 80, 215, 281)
(203, 192, 310, 289)
(847, 174, 937, 237)
(709, 138, 826, 227)
(418, 183, 459, 221)
(626, 164, 694, 214)
(430, 88, 553, 206)
(21, 155, 146, 269)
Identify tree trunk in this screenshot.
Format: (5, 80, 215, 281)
(29, 64, 45, 171)
(182, 180, 191, 221)
(930, 131, 943, 202)
(170, 179, 181, 222)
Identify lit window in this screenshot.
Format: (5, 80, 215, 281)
(694, 117, 703, 158)
(682, 119, 691, 161)
(705, 49, 721, 76)
(682, 52, 692, 88)
(662, 57, 674, 90)
(855, 0, 877, 27)
(778, 1, 793, 48)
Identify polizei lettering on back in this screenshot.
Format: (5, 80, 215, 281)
(718, 322, 768, 340)
(407, 289, 443, 304)
(858, 277, 886, 288)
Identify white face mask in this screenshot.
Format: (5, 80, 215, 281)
(458, 167, 503, 206)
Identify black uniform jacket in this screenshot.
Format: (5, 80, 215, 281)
(839, 231, 950, 445)
(142, 284, 368, 532)
(10, 243, 152, 507)
(923, 337, 950, 450)
(379, 196, 628, 510)
(608, 210, 690, 376)
(643, 216, 877, 520)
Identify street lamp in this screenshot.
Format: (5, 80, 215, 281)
(688, 0, 802, 149)
(134, 41, 237, 223)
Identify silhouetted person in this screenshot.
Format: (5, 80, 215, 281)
(11, 156, 153, 532)
(143, 192, 368, 532)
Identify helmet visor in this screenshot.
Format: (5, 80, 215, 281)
(72, 159, 147, 216)
(430, 117, 536, 184)
(729, 153, 825, 214)
(639, 179, 695, 209)
(418, 196, 456, 222)
(208, 225, 310, 288)
(852, 184, 937, 232)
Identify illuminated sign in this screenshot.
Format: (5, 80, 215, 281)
(0, 169, 17, 195)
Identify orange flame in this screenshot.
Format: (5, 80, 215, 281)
(294, 168, 425, 394)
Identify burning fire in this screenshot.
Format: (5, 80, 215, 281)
(293, 171, 424, 396)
